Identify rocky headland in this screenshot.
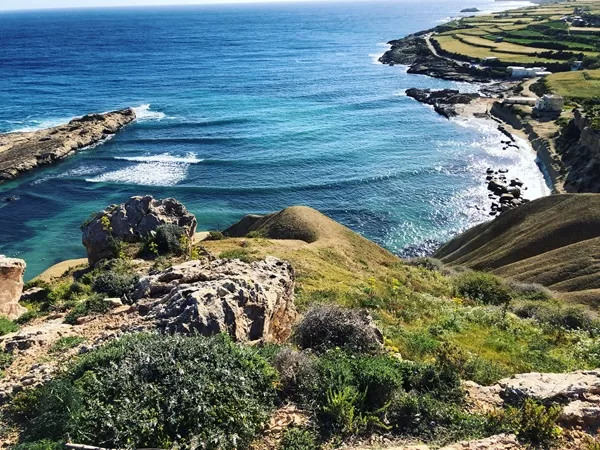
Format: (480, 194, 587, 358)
(380, 33, 492, 83)
(0, 108, 135, 183)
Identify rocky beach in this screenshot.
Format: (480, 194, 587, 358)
(0, 108, 136, 184)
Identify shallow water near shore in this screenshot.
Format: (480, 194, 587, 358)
(0, 0, 546, 280)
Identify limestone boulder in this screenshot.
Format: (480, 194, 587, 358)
(133, 256, 296, 342)
(465, 370, 600, 430)
(81, 196, 197, 265)
(0, 256, 27, 320)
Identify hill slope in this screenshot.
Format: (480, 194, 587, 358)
(435, 194, 600, 308)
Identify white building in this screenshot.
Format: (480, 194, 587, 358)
(507, 66, 552, 78)
(535, 94, 564, 112)
(504, 97, 537, 106)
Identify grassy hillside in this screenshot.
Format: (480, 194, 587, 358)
(3, 204, 600, 449)
(435, 194, 600, 309)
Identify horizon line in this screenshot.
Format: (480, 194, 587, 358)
(0, 0, 393, 13)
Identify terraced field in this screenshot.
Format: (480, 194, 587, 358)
(433, 0, 600, 65)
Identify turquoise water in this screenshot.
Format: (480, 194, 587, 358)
(0, 0, 548, 280)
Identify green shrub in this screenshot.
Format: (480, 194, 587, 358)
(206, 230, 225, 241)
(454, 272, 512, 306)
(272, 347, 318, 401)
(15, 310, 42, 325)
(152, 224, 188, 256)
(506, 280, 553, 301)
(513, 399, 562, 447)
(293, 305, 382, 354)
(91, 270, 139, 297)
(0, 349, 14, 376)
(15, 333, 277, 450)
(63, 295, 112, 325)
(387, 392, 486, 443)
(49, 336, 85, 354)
(295, 350, 404, 435)
(12, 440, 66, 450)
(280, 426, 319, 450)
(0, 316, 18, 336)
(218, 248, 255, 263)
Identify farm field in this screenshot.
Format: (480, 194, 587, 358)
(546, 69, 600, 100)
(432, 0, 600, 66)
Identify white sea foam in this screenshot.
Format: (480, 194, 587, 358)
(86, 153, 199, 186)
(114, 152, 203, 164)
(369, 42, 391, 65)
(11, 117, 74, 133)
(452, 117, 551, 201)
(132, 104, 168, 121)
(86, 161, 189, 186)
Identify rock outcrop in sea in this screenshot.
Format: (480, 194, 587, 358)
(0, 108, 135, 183)
(405, 88, 480, 118)
(0, 256, 27, 320)
(81, 195, 197, 265)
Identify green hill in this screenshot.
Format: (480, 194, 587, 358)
(435, 194, 600, 309)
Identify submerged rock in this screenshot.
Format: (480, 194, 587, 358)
(133, 256, 296, 343)
(81, 196, 197, 265)
(0, 256, 27, 320)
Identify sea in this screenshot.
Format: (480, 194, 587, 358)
(0, 0, 548, 280)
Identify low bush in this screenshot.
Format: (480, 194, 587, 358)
(152, 224, 188, 256)
(15, 310, 42, 325)
(387, 392, 486, 442)
(218, 248, 255, 263)
(506, 280, 553, 301)
(91, 270, 139, 297)
(516, 399, 562, 447)
(13, 333, 277, 450)
(49, 336, 85, 353)
(280, 426, 319, 450)
(293, 305, 382, 354)
(12, 441, 65, 450)
(205, 230, 225, 241)
(0, 316, 18, 336)
(272, 347, 318, 401)
(453, 272, 511, 306)
(63, 294, 112, 325)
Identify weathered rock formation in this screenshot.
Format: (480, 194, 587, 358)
(133, 256, 296, 342)
(0, 256, 27, 320)
(466, 370, 600, 430)
(0, 108, 136, 183)
(405, 88, 480, 119)
(81, 196, 197, 265)
(556, 109, 600, 193)
(435, 194, 600, 305)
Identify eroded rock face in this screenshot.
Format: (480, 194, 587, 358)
(133, 256, 296, 342)
(81, 196, 197, 265)
(0, 256, 27, 320)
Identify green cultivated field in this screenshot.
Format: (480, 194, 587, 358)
(432, 0, 600, 66)
(546, 69, 600, 99)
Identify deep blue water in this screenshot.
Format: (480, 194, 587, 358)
(0, 0, 547, 280)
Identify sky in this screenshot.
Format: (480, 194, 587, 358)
(1, 0, 331, 11)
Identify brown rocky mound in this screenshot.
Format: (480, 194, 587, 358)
(435, 194, 600, 307)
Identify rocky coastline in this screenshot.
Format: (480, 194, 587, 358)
(0, 108, 136, 184)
